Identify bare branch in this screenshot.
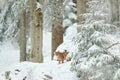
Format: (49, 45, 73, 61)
(106, 42, 120, 49)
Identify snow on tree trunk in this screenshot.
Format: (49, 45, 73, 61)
(20, 2, 26, 62)
(29, 0, 43, 63)
(51, 0, 63, 60)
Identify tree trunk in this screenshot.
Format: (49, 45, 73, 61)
(20, 6, 26, 62)
(51, 0, 63, 60)
(76, 0, 86, 32)
(110, 0, 119, 26)
(29, 0, 36, 62)
(116, 0, 119, 23)
(29, 0, 43, 63)
(34, 9, 43, 63)
(118, 0, 120, 25)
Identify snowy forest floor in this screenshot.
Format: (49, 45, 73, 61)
(0, 46, 77, 80)
(0, 32, 78, 80)
(0, 30, 120, 80)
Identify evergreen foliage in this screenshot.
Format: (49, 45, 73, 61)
(63, 0, 77, 34)
(0, 0, 21, 43)
(70, 0, 120, 80)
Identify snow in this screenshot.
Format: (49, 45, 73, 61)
(107, 35, 120, 59)
(0, 42, 19, 69)
(65, 23, 77, 40)
(0, 31, 78, 80)
(56, 23, 78, 58)
(1, 0, 120, 79)
(64, 5, 71, 12)
(68, 12, 77, 20)
(43, 31, 51, 62)
(0, 61, 78, 80)
(1, 62, 77, 80)
(68, 2, 76, 6)
(36, 2, 42, 11)
(63, 19, 72, 28)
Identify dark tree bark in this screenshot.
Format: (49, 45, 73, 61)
(20, 5, 26, 62)
(51, 0, 63, 60)
(76, 0, 86, 32)
(29, 0, 43, 63)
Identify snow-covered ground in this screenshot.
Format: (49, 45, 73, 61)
(0, 31, 78, 80)
(0, 43, 19, 69)
(0, 61, 78, 80)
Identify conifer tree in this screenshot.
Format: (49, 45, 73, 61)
(0, 0, 21, 43)
(71, 0, 120, 80)
(63, 0, 77, 33)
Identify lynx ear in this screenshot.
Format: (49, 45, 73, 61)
(64, 50, 67, 52)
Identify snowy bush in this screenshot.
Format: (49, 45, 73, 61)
(70, 0, 120, 80)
